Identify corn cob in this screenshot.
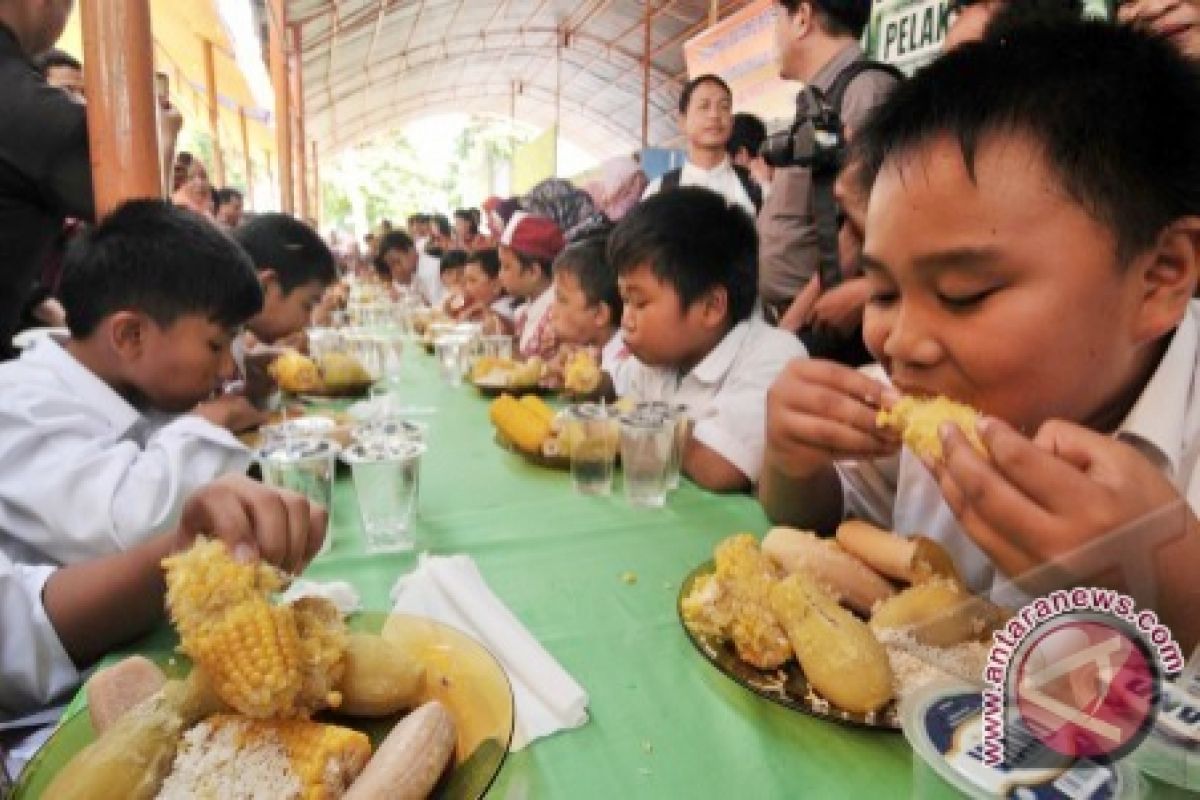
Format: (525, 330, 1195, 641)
(563, 350, 602, 394)
(876, 395, 985, 461)
(271, 351, 323, 394)
(518, 394, 556, 426)
(489, 394, 551, 454)
(43, 671, 224, 800)
(163, 538, 348, 718)
(712, 534, 792, 670)
(157, 715, 371, 800)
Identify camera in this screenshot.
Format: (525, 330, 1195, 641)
(758, 86, 846, 175)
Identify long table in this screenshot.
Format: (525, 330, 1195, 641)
(68, 349, 1190, 799)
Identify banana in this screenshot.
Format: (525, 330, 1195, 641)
(344, 700, 457, 800)
(770, 573, 894, 714)
(835, 520, 962, 585)
(762, 527, 896, 615)
(869, 577, 1006, 646)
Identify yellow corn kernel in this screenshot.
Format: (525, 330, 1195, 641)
(162, 715, 371, 800)
(876, 395, 985, 461)
(518, 394, 556, 426)
(489, 394, 550, 453)
(163, 539, 348, 719)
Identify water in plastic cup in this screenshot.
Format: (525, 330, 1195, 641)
(434, 334, 471, 386)
(258, 438, 339, 555)
(341, 440, 425, 553)
(619, 411, 674, 508)
(567, 404, 618, 496)
(480, 334, 513, 360)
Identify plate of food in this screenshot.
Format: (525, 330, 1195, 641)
(488, 393, 584, 470)
(469, 357, 552, 396)
(271, 351, 377, 399)
(678, 524, 1007, 731)
(14, 540, 513, 800)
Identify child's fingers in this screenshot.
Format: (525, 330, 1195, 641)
(932, 461, 1035, 577)
(277, 489, 314, 573)
(773, 406, 898, 459)
(937, 424, 1059, 554)
(974, 417, 1098, 515)
(241, 488, 292, 570)
(306, 503, 329, 562)
(179, 481, 255, 558)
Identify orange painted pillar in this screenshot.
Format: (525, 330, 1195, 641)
(291, 24, 309, 220)
(311, 140, 321, 226)
(202, 38, 227, 187)
(239, 107, 255, 208)
(268, 0, 293, 212)
(81, 0, 162, 217)
(642, 3, 651, 148)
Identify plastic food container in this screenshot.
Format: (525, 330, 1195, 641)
(901, 682, 1144, 799)
(1131, 674, 1200, 791)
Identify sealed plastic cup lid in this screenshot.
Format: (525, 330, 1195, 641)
(257, 437, 339, 463)
(901, 682, 1143, 800)
(340, 440, 425, 464)
(1131, 675, 1200, 790)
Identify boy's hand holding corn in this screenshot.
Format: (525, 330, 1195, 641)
(171, 475, 327, 575)
(765, 359, 900, 481)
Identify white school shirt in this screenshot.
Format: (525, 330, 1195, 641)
(642, 157, 757, 218)
(0, 337, 250, 567)
(838, 300, 1200, 602)
(0, 554, 80, 779)
(602, 331, 634, 398)
(413, 251, 445, 308)
(516, 285, 555, 357)
(626, 317, 805, 482)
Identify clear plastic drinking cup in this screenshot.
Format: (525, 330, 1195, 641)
(619, 410, 675, 509)
(434, 334, 472, 386)
(257, 438, 339, 555)
(480, 334, 514, 360)
(567, 404, 619, 497)
(341, 440, 425, 553)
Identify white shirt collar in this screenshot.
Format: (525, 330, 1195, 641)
(689, 319, 752, 386)
(24, 337, 142, 436)
(682, 156, 735, 182)
(1116, 302, 1199, 476)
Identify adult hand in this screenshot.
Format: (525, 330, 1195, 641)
(806, 278, 870, 335)
(172, 475, 327, 574)
(765, 358, 899, 481)
(1119, 0, 1200, 58)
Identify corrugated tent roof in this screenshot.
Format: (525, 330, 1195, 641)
(285, 1, 759, 160)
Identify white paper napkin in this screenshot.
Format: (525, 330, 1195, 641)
(390, 554, 590, 749)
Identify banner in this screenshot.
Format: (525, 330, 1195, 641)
(512, 126, 558, 195)
(865, 0, 953, 74)
(683, 0, 797, 124)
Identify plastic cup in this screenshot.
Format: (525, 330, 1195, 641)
(258, 438, 339, 555)
(480, 334, 513, 360)
(306, 327, 343, 362)
(619, 410, 674, 509)
(567, 404, 619, 497)
(341, 440, 425, 553)
(434, 334, 471, 386)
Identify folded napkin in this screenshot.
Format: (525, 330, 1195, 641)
(390, 554, 589, 749)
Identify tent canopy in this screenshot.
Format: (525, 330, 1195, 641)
(286, 0, 760, 162)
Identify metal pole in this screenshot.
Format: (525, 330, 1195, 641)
(239, 107, 254, 209)
(291, 24, 310, 220)
(81, 0, 162, 216)
(202, 38, 226, 187)
(710, 0, 720, 27)
(311, 140, 321, 228)
(268, 0, 293, 212)
(642, 2, 651, 148)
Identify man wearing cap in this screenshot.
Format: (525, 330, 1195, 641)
(758, 0, 900, 341)
(498, 212, 566, 360)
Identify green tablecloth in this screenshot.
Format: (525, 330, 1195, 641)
(306, 352, 929, 800)
(66, 349, 1189, 799)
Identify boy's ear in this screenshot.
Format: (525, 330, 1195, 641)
(593, 301, 613, 331)
(1133, 217, 1200, 343)
(108, 311, 148, 360)
(258, 268, 282, 300)
(698, 285, 730, 330)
